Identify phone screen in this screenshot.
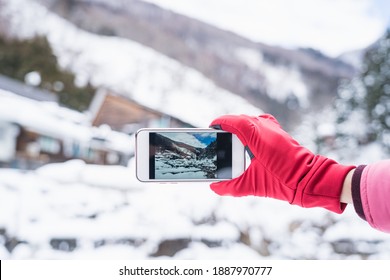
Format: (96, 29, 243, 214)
(149, 132, 232, 180)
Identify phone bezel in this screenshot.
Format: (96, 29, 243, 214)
(135, 128, 246, 182)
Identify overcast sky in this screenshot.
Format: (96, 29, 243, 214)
(144, 0, 390, 57)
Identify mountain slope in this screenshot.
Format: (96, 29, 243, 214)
(35, 0, 356, 127)
(1, 0, 261, 127)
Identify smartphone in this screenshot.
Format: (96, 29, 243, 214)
(135, 128, 246, 182)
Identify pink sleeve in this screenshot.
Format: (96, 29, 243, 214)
(360, 160, 390, 233)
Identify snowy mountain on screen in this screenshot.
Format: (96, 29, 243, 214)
(153, 133, 217, 179)
(159, 133, 206, 149)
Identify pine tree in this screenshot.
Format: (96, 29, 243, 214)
(334, 29, 390, 158)
(0, 35, 95, 111)
(362, 29, 390, 149)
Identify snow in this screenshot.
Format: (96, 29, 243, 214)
(235, 48, 309, 106)
(0, 89, 90, 143)
(159, 133, 206, 148)
(143, 0, 390, 57)
(24, 71, 41, 87)
(155, 161, 214, 179)
(2, 158, 390, 260)
(317, 123, 336, 138)
(0, 89, 134, 154)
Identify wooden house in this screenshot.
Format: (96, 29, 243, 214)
(89, 89, 192, 134)
(0, 88, 133, 169)
(0, 76, 193, 169)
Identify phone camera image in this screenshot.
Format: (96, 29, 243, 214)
(149, 132, 232, 180)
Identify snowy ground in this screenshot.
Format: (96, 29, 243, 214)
(155, 153, 217, 179)
(1, 157, 390, 260)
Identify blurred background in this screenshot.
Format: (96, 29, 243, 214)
(1, 0, 390, 259)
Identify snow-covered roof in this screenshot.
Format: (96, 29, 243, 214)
(0, 74, 58, 102)
(0, 88, 134, 154)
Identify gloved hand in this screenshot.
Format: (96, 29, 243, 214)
(210, 114, 355, 213)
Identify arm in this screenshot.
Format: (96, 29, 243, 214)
(209, 114, 355, 213)
(340, 168, 354, 204)
(340, 162, 390, 233)
(210, 114, 390, 234)
(350, 161, 390, 233)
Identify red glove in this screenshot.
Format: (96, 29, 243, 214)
(210, 114, 355, 213)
